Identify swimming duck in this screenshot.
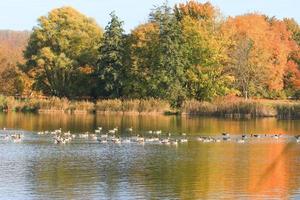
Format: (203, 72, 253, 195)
(237, 138, 245, 143)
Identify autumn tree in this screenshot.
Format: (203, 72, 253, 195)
(228, 36, 268, 98)
(175, 1, 232, 101)
(0, 31, 30, 96)
(125, 4, 189, 106)
(124, 21, 160, 98)
(0, 49, 23, 95)
(222, 14, 298, 98)
(283, 18, 300, 96)
(21, 7, 103, 98)
(97, 12, 125, 98)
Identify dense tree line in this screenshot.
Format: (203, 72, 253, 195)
(1, 1, 300, 106)
(0, 30, 30, 95)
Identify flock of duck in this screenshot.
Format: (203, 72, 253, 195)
(37, 128, 189, 145)
(2, 127, 300, 145)
(34, 127, 300, 145)
(0, 132, 23, 143)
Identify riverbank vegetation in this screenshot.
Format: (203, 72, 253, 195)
(0, 96, 170, 114)
(1, 1, 300, 116)
(181, 98, 300, 119)
(0, 95, 300, 119)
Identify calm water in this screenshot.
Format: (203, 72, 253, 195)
(1, 113, 300, 199)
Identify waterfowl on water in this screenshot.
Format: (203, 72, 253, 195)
(237, 138, 245, 143)
(145, 137, 159, 142)
(179, 138, 188, 143)
(223, 137, 231, 141)
(91, 136, 98, 140)
(95, 129, 101, 134)
(203, 137, 213, 143)
(222, 132, 229, 137)
(251, 134, 260, 138)
(135, 135, 145, 143)
(154, 130, 162, 135)
(295, 135, 300, 143)
(122, 138, 131, 143)
(11, 133, 23, 143)
(54, 137, 65, 144)
(97, 138, 107, 144)
(272, 134, 280, 139)
(171, 140, 178, 145)
(160, 139, 170, 145)
(112, 137, 121, 144)
(213, 138, 221, 143)
(30, 127, 300, 147)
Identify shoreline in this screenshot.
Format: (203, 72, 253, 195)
(0, 96, 300, 119)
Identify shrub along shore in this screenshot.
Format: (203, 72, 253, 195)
(0, 96, 300, 119)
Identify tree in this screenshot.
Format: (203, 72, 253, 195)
(97, 12, 125, 98)
(21, 7, 103, 98)
(0, 53, 23, 96)
(175, 1, 232, 101)
(125, 22, 160, 98)
(148, 3, 188, 107)
(0, 31, 30, 96)
(228, 37, 268, 99)
(222, 14, 298, 98)
(283, 18, 300, 95)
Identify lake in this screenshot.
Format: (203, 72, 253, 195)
(0, 112, 300, 199)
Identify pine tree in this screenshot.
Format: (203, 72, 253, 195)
(97, 12, 125, 98)
(150, 3, 188, 107)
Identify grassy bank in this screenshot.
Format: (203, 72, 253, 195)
(0, 96, 95, 114)
(0, 96, 171, 114)
(1, 96, 300, 118)
(96, 99, 170, 114)
(181, 98, 300, 118)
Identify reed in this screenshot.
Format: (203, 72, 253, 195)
(276, 103, 300, 118)
(181, 100, 216, 115)
(96, 99, 123, 112)
(96, 98, 170, 113)
(0, 95, 300, 118)
(138, 98, 170, 113)
(0, 95, 8, 111)
(72, 100, 95, 113)
(37, 97, 70, 111)
(181, 98, 278, 118)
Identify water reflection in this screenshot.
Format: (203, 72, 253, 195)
(0, 113, 300, 199)
(0, 113, 300, 135)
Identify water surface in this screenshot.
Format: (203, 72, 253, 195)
(0, 113, 300, 199)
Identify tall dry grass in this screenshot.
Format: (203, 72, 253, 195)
(0, 96, 95, 113)
(96, 98, 170, 113)
(0, 95, 300, 118)
(181, 98, 279, 118)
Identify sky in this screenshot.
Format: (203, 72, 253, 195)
(0, 0, 299, 32)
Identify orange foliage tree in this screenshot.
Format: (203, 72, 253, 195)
(283, 18, 300, 95)
(222, 14, 298, 98)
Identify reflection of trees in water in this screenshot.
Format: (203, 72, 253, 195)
(0, 113, 300, 136)
(24, 141, 300, 199)
(29, 156, 99, 199)
(28, 146, 127, 199)
(0, 113, 95, 132)
(1, 113, 300, 198)
(181, 116, 300, 135)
